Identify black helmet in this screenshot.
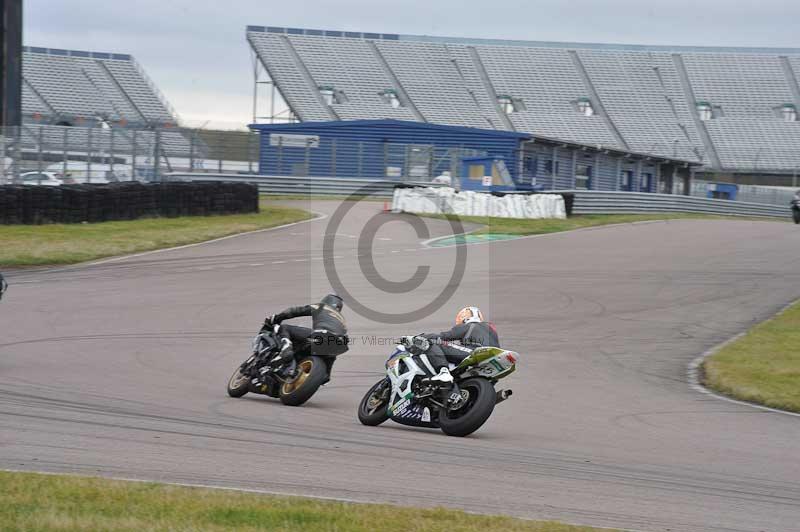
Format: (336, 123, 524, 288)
(321, 293, 343, 311)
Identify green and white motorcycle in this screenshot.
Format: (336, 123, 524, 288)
(357, 336, 518, 437)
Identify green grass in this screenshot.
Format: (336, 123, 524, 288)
(0, 200, 313, 267)
(424, 212, 785, 237)
(265, 194, 383, 202)
(0, 471, 610, 532)
(703, 301, 800, 412)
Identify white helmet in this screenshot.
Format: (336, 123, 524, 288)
(455, 306, 484, 325)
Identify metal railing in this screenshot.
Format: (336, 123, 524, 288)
(684, 179, 797, 207)
(563, 190, 789, 218)
(171, 175, 791, 219)
(170, 173, 439, 197)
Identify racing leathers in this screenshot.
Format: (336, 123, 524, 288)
(270, 303, 349, 363)
(423, 321, 500, 372)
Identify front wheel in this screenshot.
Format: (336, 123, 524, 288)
(279, 356, 328, 406)
(438, 378, 496, 437)
(227, 366, 250, 398)
(358, 379, 391, 426)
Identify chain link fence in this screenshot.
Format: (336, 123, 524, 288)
(0, 124, 260, 184)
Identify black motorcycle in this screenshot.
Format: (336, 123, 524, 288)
(792, 198, 800, 224)
(226, 324, 336, 406)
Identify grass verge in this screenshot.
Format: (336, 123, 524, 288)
(0, 471, 609, 532)
(0, 200, 313, 267)
(424, 213, 786, 237)
(703, 300, 800, 413)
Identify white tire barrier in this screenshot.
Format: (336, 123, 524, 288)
(392, 187, 567, 219)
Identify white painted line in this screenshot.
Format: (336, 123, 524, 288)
(249, 263, 265, 267)
(0, 468, 378, 508)
(687, 299, 800, 419)
(42, 210, 328, 272)
(272, 261, 286, 264)
(421, 219, 699, 249)
(0, 468, 628, 532)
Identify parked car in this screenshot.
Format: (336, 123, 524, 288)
(46, 162, 132, 183)
(13, 171, 64, 186)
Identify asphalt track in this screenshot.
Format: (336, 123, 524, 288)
(2, 200, 800, 532)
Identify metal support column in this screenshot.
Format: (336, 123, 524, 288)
(86, 127, 93, 183)
(551, 146, 558, 189)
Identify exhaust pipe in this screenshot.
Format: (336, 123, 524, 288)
(495, 389, 513, 404)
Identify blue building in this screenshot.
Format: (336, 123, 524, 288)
(250, 119, 696, 193)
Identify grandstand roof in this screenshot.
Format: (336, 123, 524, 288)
(247, 26, 800, 55)
(248, 25, 800, 173)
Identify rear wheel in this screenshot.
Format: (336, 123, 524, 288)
(793, 208, 800, 224)
(227, 366, 250, 398)
(438, 378, 496, 437)
(358, 379, 391, 426)
(278, 356, 327, 406)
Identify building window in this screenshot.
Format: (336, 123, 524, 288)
(620, 170, 633, 191)
(497, 95, 525, 114)
(695, 102, 714, 122)
(576, 98, 594, 117)
(641, 172, 654, 192)
(781, 103, 797, 122)
(544, 160, 560, 174)
(575, 163, 592, 189)
(379, 89, 402, 109)
(523, 156, 538, 180)
(319, 85, 347, 105)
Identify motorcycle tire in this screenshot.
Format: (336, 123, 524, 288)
(358, 379, 391, 426)
(793, 209, 800, 224)
(279, 356, 328, 406)
(227, 366, 250, 398)
(438, 378, 496, 437)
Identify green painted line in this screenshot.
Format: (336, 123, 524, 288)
(428, 233, 521, 247)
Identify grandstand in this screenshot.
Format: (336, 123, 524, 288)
(8, 46, 198, 168)
(248, 26, 800, 180)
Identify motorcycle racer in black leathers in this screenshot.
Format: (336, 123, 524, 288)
(265, 294, 349, 376)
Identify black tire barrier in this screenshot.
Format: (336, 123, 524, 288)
(0, 182, 259, 225)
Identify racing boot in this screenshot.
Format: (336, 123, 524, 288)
(429, 367, 454, 384)
(272, 338, 297, 377)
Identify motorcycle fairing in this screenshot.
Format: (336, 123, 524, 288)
(386, 352, 440, 428)
(456, 346, 518, 380)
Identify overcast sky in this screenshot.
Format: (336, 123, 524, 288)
(24, 0, 800, 129)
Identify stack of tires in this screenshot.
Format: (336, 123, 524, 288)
(0, 182, 259, 225)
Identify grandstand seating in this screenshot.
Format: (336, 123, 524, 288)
(22, 47, 176, 126)
(247, 26, 800, 172)
(17, 47, 194, 158)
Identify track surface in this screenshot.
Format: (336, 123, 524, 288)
(2, 201, 800, 532)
